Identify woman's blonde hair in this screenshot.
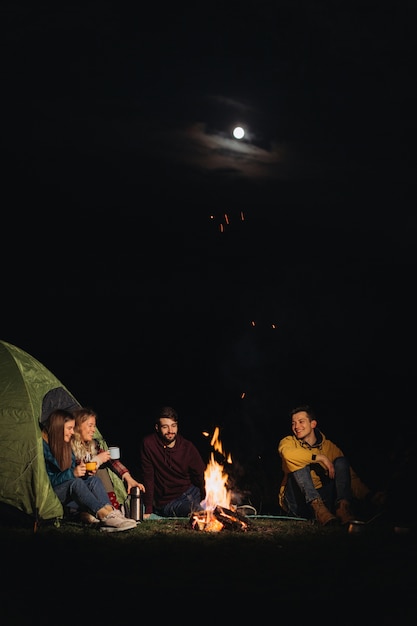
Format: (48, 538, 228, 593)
(71, 407, 98, 460)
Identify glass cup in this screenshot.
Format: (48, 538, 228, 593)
(85, 460, 97, 474)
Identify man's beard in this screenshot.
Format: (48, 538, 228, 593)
(161, 433, 177, 445)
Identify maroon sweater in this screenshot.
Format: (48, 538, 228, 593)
(140, 432, 206, 514)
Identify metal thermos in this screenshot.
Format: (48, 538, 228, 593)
(129, 486, 143, 521)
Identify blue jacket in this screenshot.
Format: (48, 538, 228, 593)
(42, 439, 76, 487)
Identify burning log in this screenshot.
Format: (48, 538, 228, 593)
(191, 505, 251, 532)
(214, 505, 251, 531)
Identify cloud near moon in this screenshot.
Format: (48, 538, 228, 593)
(154, 122, 290, 180)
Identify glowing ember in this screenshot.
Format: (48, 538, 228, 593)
(192, 512, 224, 532)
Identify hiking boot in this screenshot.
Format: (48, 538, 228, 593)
(310, 498, 337, 526)
(336, 499, 356, 525)
(100, 509, 137, 533)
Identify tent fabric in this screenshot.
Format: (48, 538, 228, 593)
(0, 340, 74, 521)
(40, 387, 81, 423)
(0, 340, 127, 523)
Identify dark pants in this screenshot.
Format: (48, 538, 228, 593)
(155, 485, 202, 517)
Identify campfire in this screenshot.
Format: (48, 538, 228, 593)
(191, 426, 250, 532)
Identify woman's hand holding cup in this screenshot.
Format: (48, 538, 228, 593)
(74, 462, 87, 478)
(97, 450, 111, 464)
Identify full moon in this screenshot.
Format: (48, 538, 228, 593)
(233, 126, 245, 139)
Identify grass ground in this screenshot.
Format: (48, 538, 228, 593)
(1, 514, 415, 625)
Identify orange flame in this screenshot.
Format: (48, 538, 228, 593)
(193, 427, 248, 532)
(203, 426, 232, 513)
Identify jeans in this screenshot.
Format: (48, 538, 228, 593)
(283, 456, 353, 518)
(155, 485, 202, 517)
(53, 475, 111, 517)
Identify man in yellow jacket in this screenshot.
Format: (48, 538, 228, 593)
(278, 405, 377, 525)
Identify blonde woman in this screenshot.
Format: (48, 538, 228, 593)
(72, 407, 145, 513)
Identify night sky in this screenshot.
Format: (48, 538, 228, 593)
(3, 3, 416, 509)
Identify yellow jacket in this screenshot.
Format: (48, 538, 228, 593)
(278, 429, 370, 510)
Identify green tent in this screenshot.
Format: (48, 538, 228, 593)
(0, 340, 127, 526)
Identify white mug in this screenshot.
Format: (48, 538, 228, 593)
(109, 446, 120, 460)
